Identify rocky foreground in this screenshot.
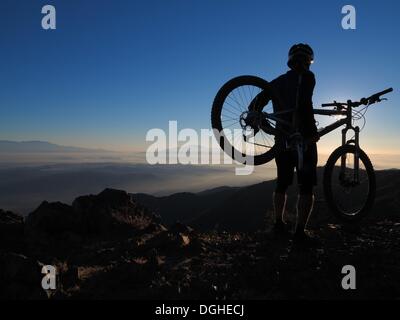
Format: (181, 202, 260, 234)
(1, 188, 399, 299)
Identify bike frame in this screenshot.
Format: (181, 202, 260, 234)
(242, 86, 390, 180)
(263, 100, 361, 182)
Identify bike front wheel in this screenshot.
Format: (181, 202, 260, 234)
(211, 75, 277, 166)
(323, 145, 376, 222)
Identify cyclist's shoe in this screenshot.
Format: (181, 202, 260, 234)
(293, 230, 320, 247)
(273, 221, 291, 237)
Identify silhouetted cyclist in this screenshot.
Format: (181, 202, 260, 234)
(269, 43, 319, 244)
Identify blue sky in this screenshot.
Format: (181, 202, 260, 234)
(0, 0, 399, 154)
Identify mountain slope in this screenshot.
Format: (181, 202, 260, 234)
(134, 186, 240, 225)
(134, 169, 400, 231)
(1, 187, 400, 299)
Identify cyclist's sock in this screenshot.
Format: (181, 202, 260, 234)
(295, 194, 314, 232)
(273, 192, 287, 224)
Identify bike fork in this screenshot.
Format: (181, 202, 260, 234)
(341, 126, 360, 184)
(354, 127, 360, 184)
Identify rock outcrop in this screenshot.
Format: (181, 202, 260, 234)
(24, 189, 155, 258)
(0, 209, 25, 252)
(0, 253, 47, 299)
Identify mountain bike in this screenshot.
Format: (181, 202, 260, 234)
(211, 75, 393, 222)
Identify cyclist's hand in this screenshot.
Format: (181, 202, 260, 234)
(309, 135, 320, 143)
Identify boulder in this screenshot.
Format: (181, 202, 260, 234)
(25, 201, 79, 235)
(142, 230, 192, 255)
(143, 222, 168, 234)
(24, 201, 81, 257)
(24, 189, 156, 256)
(0, 210, 25, 252)
(0, 253, 47, 299)
(72, 188, 153, 236)
(169, 221, 194, 235)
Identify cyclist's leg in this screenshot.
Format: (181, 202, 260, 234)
(273, 149, 295, 225)
(295, 188, 315, 233)
(295, 143, 318, 234)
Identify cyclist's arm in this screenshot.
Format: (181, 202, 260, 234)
(299, 72, 318, 138)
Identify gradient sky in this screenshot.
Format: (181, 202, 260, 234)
(0, 0, 399, 155)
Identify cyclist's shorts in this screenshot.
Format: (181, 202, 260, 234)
(275, 142, 318, 189)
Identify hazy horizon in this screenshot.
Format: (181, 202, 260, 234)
(0, 139, 399, 215)
(0, 139, 399, 169)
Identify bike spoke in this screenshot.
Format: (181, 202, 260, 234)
(329, 153, 370, 216)
(219, 81, 274, 158)
(222, 107, 241, 118)
(221, 114, 239, 122)
(223, 122, 241, 129)
(237, 86, 247, 110)
(225, 97, 244, 114)
(229, 91, 246, 111)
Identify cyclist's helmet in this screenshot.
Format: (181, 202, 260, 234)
(287, 43, 314, 68)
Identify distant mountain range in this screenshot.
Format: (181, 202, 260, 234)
(0, 142, 398, 227)
(134, 180, 296, 231)
(0, 162, 243, 214)
(0, 140, 110, 153)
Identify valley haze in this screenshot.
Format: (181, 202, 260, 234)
(0, 140, 399, 215)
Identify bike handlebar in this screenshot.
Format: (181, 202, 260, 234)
(321, 102, 344, 107)
(321, 88, 393, 108)
(372, 87, 393, 97)
(365, 87, 393, 102)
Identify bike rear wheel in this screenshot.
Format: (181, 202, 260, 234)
(323, 145, 376, 222)
(211, 75, 277, 166)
